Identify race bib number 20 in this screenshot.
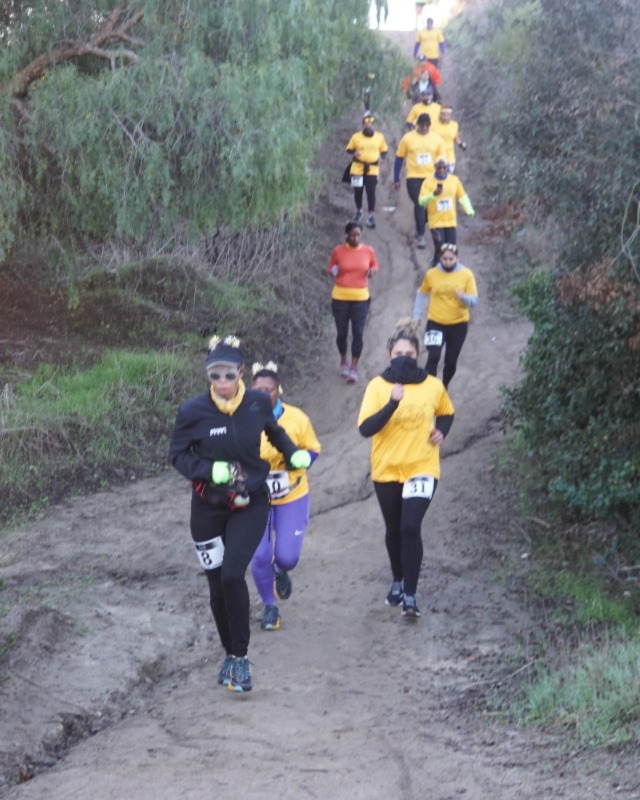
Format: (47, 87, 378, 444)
(402, 475, 435, 500)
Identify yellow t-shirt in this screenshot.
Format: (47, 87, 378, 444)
(357, 376, 454, 482)
(260, 403, 321, 505)
(419, 173, 466, 228)
(418, 265, 478, 325)
(430, 118, 459, 164)
(416, 27, 445, 60)
(406, 101, 441, 128)
(396, 130, 446, 179)
(346, 131, 388, 177)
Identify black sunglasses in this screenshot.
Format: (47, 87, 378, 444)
(209, 371, 239, 382)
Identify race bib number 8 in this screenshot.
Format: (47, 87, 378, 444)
(417, 153, 432, 166)
(402, 475, 435, 500)
(266, 470, 290, 499)
(194, 536, 224, 570)
(436, 198, 452, 212)
(424, 329, 444, 347)
(351, 175, 364, 187)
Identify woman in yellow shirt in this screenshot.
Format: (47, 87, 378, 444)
(412, 243, 478, 387)
(357, 319, 454, 618)
(250, 362, 321, 632)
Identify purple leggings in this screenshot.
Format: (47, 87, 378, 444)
(251, 494, 310, 605)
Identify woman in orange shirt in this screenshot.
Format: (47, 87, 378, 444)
(327, 221, 378, 383)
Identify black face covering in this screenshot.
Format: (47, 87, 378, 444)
(362, 128, 374, 137)
(381, 356, 429, 384)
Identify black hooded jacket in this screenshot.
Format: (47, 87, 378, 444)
(169, 388, 298, 495)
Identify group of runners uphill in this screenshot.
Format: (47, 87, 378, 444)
(168, 13, 478, 695)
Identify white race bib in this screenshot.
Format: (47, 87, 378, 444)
(402, 475, 435, 500)
(266, 470, 290, 499)
(424, 329, 444, 347)
(350, 175, 364, 187)
(436, 198, 452, 212)
(194, 536, 225, 570)
(417, 153, 432, 166)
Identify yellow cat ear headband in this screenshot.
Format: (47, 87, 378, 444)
(251, 361, 283, 394)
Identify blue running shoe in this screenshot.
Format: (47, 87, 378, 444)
(228, 656, 252, 693)
(218, 654, 234, 686)
(260, 604, 281, 631)
(401, 594, 421, 618)
(385, 580, 404, 607)
(274, 570, 292, 601)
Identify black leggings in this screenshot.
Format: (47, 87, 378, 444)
(331, 298, 370, 359)
(430, 226, 457, 265)
(374, 480, 437, 595)
(406, 177, 427, 236)
(353, 175, 378, 213)
(190, 488, 270, 657)
(425, 320, 468, 387)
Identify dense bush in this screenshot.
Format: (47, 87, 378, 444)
(0, 0, 406, 260)
(449, 0, 640, 527)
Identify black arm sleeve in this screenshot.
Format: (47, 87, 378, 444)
(168, 407, 213, 482)
(435, 414, 454, 438)
(264, 416, 299, 465)
(358, 399, 400, 438)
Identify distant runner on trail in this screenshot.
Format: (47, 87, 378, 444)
(430, 106, 466, 173)
(394, 113, 446, 249)
(412, 243, 478, 388)
(414, 17, 445, 68)
(250, 362, 321, 632)
(345, 112, 388, 229)
(358, 319, 454, 619)
(169, 336, 311, 693)
(327, 221, 378, 384)
(418, 154, 475, 265)
(405, 86, 442, 131)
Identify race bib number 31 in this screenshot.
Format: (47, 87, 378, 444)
(351, 175, 364, 187)
(436, 198, 452, 212)
(424, 329, 444, 347)
(194, 536, 224, 570)
(266, 470, 290, 499)
(402, 475, 435, 500)
(417, 153, 432, 166)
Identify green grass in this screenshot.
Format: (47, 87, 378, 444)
(514, 635, 640, 747)
(0, 349, 198, 526)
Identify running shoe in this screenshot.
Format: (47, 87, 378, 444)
(401, 594, 421, 618)
(416, 235, 427, 249)
(228, 656, 252, 692)
(275, 570, 292, 601)
(218, 654, 234, 686)
(353, 209, 364, 223)
(339, 360, 350, 378)
(365, 214, 376, 228)
(346, 366, 359, 383)
(260, 604, 281, 631)
(385, 580, 404, 607)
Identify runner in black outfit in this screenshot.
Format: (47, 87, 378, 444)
(169, 335, 311, 693)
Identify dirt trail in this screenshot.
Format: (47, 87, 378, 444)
(1, 30, 635, 800)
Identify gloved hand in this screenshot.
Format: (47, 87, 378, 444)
(211, 461, 231, 484)
(290, 450, 311, 470)
(459, 141, 467, 151)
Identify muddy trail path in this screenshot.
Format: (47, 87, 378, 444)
(1, 30, 634, 800)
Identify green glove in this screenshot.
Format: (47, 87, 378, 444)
(290, 450, 311, 470)
(460, 194, 475, 216)
(211, 461, 231, 484)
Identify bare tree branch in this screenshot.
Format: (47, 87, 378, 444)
(8, 8, 145, 97)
